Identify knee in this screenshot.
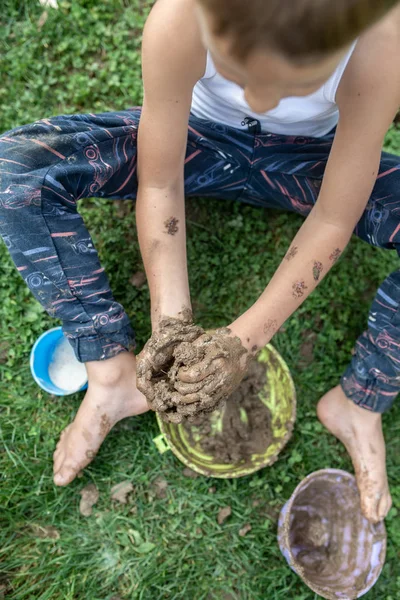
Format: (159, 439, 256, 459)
(0, 123, 55, 213)
(0, 120, 67, 178)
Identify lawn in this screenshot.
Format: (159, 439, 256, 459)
(1, 2, 400, 599)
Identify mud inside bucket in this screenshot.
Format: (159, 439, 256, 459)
(278, 469, 387, 599)
(155, 344, 296, 478)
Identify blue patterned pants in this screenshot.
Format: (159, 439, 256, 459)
(0, 109, 400, 412)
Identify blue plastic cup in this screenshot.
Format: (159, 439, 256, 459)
(30, 326, 88, 396)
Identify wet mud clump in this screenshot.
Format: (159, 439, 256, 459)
(137, 313, 249, 424)
(183, 360, 273, 464)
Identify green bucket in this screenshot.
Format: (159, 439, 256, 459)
(153, 344, 296, 479)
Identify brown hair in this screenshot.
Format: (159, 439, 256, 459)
(198, 0, 400, 62)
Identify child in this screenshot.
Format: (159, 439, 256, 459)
(0, 0, 399, 524)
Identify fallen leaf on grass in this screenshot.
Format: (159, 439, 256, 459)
(182, 467, 199, 479)
(239, 524, 252, 537)
(30, 524, 60, 540)
(135, 542, 156, 554)
(37, 10, 48, 28)
(217, 506, 232, 525)
(79, 484, 99, 517)
(111, 481, 134, 504)
(299, 331, 317, 367)
(152, 476, 168, 499)
(130, 271, 147, 289)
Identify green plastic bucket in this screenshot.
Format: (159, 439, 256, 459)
(153, 344, 296, 478)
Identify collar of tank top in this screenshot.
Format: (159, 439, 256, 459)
(191, 42, 357, 137)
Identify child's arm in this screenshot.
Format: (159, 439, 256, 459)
(228, 24, 400, 351)
(136, 0, 205, 326)
(177, 16, 400, 391)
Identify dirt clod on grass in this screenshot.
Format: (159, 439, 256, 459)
(30, 524, 60, 540)
(130, 271, 147, 288)
(299, 331, 317, 367)
(239, 524, 252, 537)
(184, 360, 272, 465)
(152, 476, 168, 498)
(217, 506, 232, 525)
(79, 483, 99, 517)
(110, 481, 134, 504)
(182, 467, 199, 479)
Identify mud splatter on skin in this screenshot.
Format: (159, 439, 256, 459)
(164, 216, 179, 236)
(82, 429, 92, 444)
(99, 414, 111, 437)
(286, 245, 298, 261)
(85, 449, 97, 460)
(313, 261, 323, 282)
(292, 280, 308, 299)
(263, 319, 278, 336)
(329, 248, 342, 264)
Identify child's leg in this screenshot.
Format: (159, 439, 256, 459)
(321, 154, 400, 523)
(0, 110, 151, 485)
(245, 134, 399, 522)
(0, 111, 143, 361)
(0, 111, 251, 485)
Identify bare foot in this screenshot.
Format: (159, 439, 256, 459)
(53, 352, 149, 486)
(317, 385, 392, 523)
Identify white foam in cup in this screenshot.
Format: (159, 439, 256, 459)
(48, 336, 87, 393)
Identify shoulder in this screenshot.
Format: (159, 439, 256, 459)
(142, 0, 206, 83)
(143, 0, 205, 58)
(336, 5, 400, 136)
(339, 5, 400, 99)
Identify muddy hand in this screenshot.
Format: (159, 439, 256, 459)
(136, 314, 203, 405)
(174, 328, 251, 405)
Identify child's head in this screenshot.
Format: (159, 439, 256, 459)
(195, 0, 399, 111)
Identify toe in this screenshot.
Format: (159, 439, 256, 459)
(53, 426, 71, 473)
(54, 462, 81, 486)
(360, 492, 381, 524)
(378, 491, 392, 521)
(53, 448, 65, 474)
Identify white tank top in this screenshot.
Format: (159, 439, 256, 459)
(191, 44, 356, 137)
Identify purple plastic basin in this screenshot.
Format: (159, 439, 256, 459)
(278, 469, 386, 600)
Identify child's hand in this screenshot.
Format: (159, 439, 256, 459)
(173, 329, 250, 401)
(136, 314, 203, 404)
(137, 324, 251, 423)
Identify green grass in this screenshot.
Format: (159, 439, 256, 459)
(1, 2, 400, 599)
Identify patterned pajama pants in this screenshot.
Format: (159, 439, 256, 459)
(0, 108, 399, 412)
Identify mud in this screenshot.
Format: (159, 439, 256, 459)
(79, 483, 99, 517)
(99, 414, 111, 437)
(137, 312, 250, 423)
(110, 481, 134, 504)
(183, 360, 273, 464)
